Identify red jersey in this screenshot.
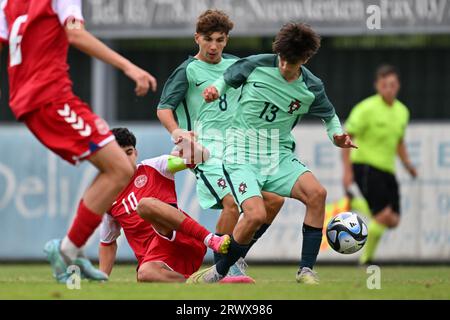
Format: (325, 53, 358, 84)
(100, 155, 179, 264)
(0, 0, 84, 119)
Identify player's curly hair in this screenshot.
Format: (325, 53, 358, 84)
(272, 23, 321, 64)
(112, 127, 136, 148)
(196, 9, 234, 35)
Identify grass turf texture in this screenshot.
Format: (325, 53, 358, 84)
(0, 264, 449, 299)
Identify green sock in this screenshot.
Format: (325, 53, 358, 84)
(360, 219, 386, 264)
(350, 197, 371, 218)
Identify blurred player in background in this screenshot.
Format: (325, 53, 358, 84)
(98, 128, 230, 282)
(189, 23, 356, 284)
(157, 9, 284, 283)
(0, 0, 157, 282)
(342, 65, 417, 265)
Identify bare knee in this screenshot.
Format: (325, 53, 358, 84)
(137, 197, 159, 220)
(109, 162, 135, 190)
(375, 207, 400, 228)
(137, 265, 160, 283)
(246, 212, 266, 228)
(242, 200, 267, 228)
(222, 195, 239, 216)
(262, 193, 284, 223)
(305, 186, 327, 209)
(119, 163, 135, 183)
(216, 195, 240, 234)
(387, 214, 400, 228)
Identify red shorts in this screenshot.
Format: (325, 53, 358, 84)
(22, 96, 114, 165)
(139, 227, 207, 278)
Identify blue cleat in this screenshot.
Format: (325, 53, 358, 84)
(228, 258, 248, 277)
(220, 258, 255, 284)
(43, 239, 69, 284)
(73, 256, 108, 282)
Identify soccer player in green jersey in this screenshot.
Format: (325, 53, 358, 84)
(157, 10, 284, 282)
(188, 23, 356, 284)
(342, 65, 417, 265)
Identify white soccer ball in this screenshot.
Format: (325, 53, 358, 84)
(326, 212, 368, 254)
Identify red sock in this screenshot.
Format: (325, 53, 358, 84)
(178, 217, 210, 242)
(67, 200, 103, 248)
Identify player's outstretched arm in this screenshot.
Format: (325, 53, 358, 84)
(204, 55, 263, 102)
(320, 114, 357, 149)
(157, 109, 197, 144)
(65, 24, 157, 96)
(98, 241, 117, 276)
(98, 214, 121, 276)
(157, 110, 202, 163)
(157, 109, 180, 136)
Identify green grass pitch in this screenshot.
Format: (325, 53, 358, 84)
(0, 264, 449, 299)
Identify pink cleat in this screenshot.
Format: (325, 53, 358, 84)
(207, 234, 231, 254)
(219, 275, 256, 284)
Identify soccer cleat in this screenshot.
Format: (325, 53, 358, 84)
(207, 234, 231, 254)
(229, 258, 248, 276)
(186, 265, 223, 284)
(44, 239, 69, 284)
(220, 258, 255, 284)
(219, 275, 255, 284)
(73, 256, 108, 282)
(296, 267, 319, 285)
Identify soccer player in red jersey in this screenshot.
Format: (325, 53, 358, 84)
(0, 0, 157, 282)
(98, 128, 230, 282)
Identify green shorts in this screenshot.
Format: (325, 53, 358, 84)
(223, 153, 310, 210)
(193, 162, 231, 210)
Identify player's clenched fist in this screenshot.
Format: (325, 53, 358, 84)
(124, 63, 157, 96)
(171, 128, 197, 144)
(203, 86, 219, 102)
(171, 137, 210, 167)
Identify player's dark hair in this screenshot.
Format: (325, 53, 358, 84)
(375, 64, 400, 81)
(196, 9, 234, 36)
(112, 127, 136, 148)
(272, 23, 321, 64)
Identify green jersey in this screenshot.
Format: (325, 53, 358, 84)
(345, 94, 410, 173)
(157, 54, 240, 158)
(213, 54, 343, 158)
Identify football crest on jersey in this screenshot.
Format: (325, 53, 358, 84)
(217, 178, 227, 189)
(134, 175, 148, 188)
(238, 182, 247, 194)
(288, 99, 302, 114)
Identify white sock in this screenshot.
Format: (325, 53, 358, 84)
(203, 233, 213, 246)
(61, 236, 80, 262)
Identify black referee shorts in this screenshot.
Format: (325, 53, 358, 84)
(353, 164, 400, 215)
